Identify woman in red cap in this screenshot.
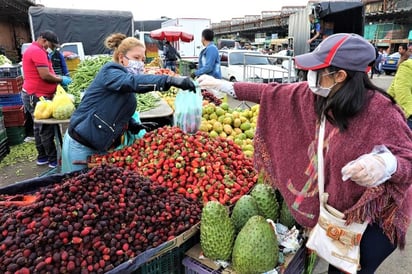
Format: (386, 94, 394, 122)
(198, 33, 412, 274)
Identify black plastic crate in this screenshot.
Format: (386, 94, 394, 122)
(0, 137, 10, 161)
(0, 65, 22, 78)
(133, 231, 200, 274)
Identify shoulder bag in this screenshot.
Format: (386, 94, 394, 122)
(305, 117, 368, 274)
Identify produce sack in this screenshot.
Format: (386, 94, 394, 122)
(173, 86, 202, 134)
(52, 84, 75, 120)
(34, 96, 53, 119)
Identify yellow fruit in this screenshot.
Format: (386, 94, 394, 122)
(233, 118, 242, 128)
(213, 121, 223, 133)
(202, 114, 209, 120)
(232, 111, 240, 119)
(234, 138, 243, 146)
(219, 132, 227, 138)
(243, 144, 254, 151)
(218, 115, 225, 123)
(210, 130, 219, 138)
(244, 150, 253, 157)
(238, 133, 247, 140)
(220, 102, 230, 111)
(240, 116, 248, 123)
(223, 124, 233, 135)
(233, 128, 243, 134)
(244, 129, 255, 139)
(199, 123, 209, 132)
(223, 116, 232, 125)
(215, 107, 225, 116)
(240, 122, 251, 131)
(209, 113, 218, 121)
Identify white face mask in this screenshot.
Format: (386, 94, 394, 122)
(126, 60, 145, 75)
(307, 70, 336, 97)
(46, 47, 53, 54)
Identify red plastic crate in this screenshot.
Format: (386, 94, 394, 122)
(2, 105, 26, 127)
(0, 76, 24, 95)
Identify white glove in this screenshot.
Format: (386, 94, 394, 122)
(197, 75, 236, 97)
(341, 145, 397, 187)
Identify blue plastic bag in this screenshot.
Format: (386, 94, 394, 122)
(173, 85, 203, 134)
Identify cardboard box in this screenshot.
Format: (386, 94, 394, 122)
(185, 243, 305, 274)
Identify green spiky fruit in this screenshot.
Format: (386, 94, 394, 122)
(231, 195, 260, 233)
(280, 199, 296, 228)
(232, 215, 279, 274)
(250, 183, 279, 221)
(200, 201, 235, 260)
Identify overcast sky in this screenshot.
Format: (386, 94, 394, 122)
(35, 0, 309, 23)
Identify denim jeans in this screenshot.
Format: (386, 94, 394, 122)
(61, 131, 99, 173)
(21, 90, 57, 163)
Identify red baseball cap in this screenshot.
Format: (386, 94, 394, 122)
(295, 33, 376, 72)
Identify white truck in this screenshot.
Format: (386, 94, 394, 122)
(288, 0, 365, 81)
(161, 18, 211, 61)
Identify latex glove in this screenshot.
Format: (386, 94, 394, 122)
(341, 145, 397, 187)
(128, 119, 158, 134)
(165, 76, 196, 92)
(197, 75, 236, 97)
(61, 76, 72, 86)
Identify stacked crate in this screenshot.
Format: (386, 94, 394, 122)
(0, 107, 10, 161)
(0, 64, 26, 145)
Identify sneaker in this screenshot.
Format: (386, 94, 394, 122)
(48, 161, 58, 169)
(37, 157, 49, 166)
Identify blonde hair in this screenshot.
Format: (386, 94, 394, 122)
(104, 33, 145, 63)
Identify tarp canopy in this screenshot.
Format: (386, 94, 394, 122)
(28, 6, 134, 55)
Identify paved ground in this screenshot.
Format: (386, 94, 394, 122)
(1, 74, 411, 273)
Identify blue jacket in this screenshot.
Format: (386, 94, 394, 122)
(69, 62, 169, 152)
(195, 42, 221, 79)
(49, 50, 69, 76)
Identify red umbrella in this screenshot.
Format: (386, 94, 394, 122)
(150, 26, 194, 43)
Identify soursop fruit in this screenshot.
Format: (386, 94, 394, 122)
(231, 195, 260, 233)
(232, 215, 279, 274)
(280, 199, 296, 228)
(250, 183, 279, 221)
(200, 201, 235, 261)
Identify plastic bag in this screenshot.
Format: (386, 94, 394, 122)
(52, 85, 75, 120)
(33, 96, 53, 119)
(173, 85, 202, 134)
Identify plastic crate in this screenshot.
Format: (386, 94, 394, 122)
(0, 93, 23, 107)
(0, 64, 22, 78)
(0, 76, 24, 95)
(3, 105, 25, 127)
(0, 127, 6, 143)
(0, 137, 10, 161)
(66, 57, 80, 72)
(182, 257, 222, 274)
(133, 231, 200, 274)
(6, 126, 26, 146)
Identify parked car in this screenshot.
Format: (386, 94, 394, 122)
(381, 52, 400, 75)
(219, 49, 296, 83)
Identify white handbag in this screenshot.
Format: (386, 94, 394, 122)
(306, 117, 368, 274)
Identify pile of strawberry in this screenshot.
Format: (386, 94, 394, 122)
(90, 126, 257, 205)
